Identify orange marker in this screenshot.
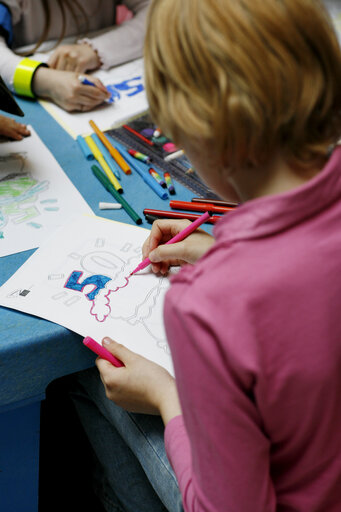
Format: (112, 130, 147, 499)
(89, 120, 131, 175)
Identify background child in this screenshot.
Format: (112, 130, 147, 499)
(72, 0, 341, 510)
(0, 0, 149, 111)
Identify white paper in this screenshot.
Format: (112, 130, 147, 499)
(0, 127, 93, 257)
(0, 215, 174, 374)
(38, 58, 148, 139)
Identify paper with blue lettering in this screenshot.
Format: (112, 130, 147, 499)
(0, 215, 174, 374)
(39, 58, 148, 138)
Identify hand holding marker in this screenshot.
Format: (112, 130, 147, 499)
(78, 75, 113, 103)
(83, 336, 124, 367)
(129, 211, 211, 275)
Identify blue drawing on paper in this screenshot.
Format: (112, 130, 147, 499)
(64, 270, 111, 301)
(106, 76, 144, 102)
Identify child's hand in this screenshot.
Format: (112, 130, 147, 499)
(142, 219, 215, 274)
(96, 337, 181, 423)
(0, 114, 30, 140)
(32, 67, 110, 112)
(48, 43, 101, 73)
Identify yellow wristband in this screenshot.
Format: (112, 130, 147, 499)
(13, 58, 47, 98)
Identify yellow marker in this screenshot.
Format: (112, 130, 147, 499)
(85, 136, 123, 193)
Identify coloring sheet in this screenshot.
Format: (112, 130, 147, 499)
(38, 58, 148, 139)
(0, 127, 93, 257)
(0, 215, 174, 374)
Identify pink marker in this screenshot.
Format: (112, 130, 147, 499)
(129, 211, 211, 276)
(83, 336, 124, 367)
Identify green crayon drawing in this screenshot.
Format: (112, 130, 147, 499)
(0, 152, 50, 229)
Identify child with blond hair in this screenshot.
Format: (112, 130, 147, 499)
(72, 1, 341, 510)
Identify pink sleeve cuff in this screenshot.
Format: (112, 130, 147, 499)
(165, 415, 197, 510)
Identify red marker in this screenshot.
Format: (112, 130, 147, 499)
(143, 208, 220, 224)
(83, 336, 124, 367)
(123, 125, 154, 146)
(191, 197, 239, 207)
(170, 200, 234, 214)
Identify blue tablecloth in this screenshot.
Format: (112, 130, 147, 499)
(0, 97, 197, 410)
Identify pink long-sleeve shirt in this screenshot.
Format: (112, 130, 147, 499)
(164, 147, 341, 512)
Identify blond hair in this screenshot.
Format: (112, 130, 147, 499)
(144, 0, 341, 170)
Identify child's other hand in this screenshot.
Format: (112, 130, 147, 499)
(0, 114, 30, 140)
(96, 337, 181, 423)
(142, 219, 215, 274)
(48, 43, 101, 73)
(32, 67, 110, 112)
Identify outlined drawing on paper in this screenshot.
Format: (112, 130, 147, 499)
(56, 241, 170, 354)
(0, 215, 173, 372)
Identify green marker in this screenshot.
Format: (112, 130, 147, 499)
(91, 165, 142, 225)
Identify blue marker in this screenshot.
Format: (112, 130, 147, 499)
(77, 135, 94, 161)
(78, 76, 114, 103)
(91, 134, 121, 180)
(110, 138, 169, 200)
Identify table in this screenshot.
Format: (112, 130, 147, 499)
(0, 97, 196, 511)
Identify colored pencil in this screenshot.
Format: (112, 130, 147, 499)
(149, 168, 166, 188)
(128, 149, 152, 163)
(164, 172, 175, 194)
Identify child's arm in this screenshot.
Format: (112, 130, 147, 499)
(48, 0, 150, 72)
(142, 219, 215, 275)
(95, 337, 182, 423)
(162, 290, 276, 512)
(0, 114, 30, 140)
(31, 67, 110, 112)
(47, 42, 101, 74)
